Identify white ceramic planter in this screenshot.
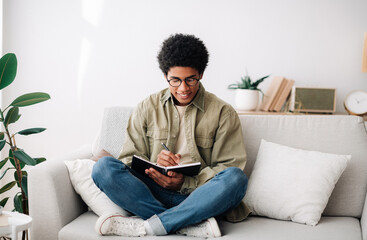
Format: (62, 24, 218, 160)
(235, 89, 260, 111)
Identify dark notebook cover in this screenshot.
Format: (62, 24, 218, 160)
(131, 155, 201, 176)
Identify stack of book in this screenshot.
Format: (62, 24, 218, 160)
(260, 76, 295, 112)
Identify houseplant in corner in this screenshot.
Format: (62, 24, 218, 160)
(0, 53, 50, 239)
(228, 73, 269, 111)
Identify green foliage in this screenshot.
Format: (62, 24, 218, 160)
(0, 158, 8, 169)
(0, 140, 5, 151)
(0, 53, 50, 216)
(0, 197, 9, 207)
(18, 128, 46, 136)
(11, 92, 51, 107)
(0, 181, 16, 194)
(13, 192, 23, 213)
(0, 167, 11, 180)
(228, 73, 269, 91)
(4, 107, 20, 126)
(14, 150, 37, 166)
(0, 53, 17, 90)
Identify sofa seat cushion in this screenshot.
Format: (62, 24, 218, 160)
(219, 216, 362, 240)
(59, 212, 362, 240)
(59, 211, 198, 240)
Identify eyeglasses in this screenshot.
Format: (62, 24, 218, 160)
(167, 77, 200, 87)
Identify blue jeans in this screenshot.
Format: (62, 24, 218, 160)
(92, 157, 247, 235)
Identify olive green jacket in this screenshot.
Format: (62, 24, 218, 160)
(118, 83, 251, 222)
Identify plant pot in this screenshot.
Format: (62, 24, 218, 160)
(235, 89, 260, 111)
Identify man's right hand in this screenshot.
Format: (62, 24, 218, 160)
(157, 150, 181, 167)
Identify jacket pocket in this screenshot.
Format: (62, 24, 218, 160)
(195, 136, 214, 149)
(146, 130, 168, 140)
(195, 136, 214, 165)
(146, 130, 168, 159)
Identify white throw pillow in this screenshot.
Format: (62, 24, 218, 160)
(64, 159, 130, 217)
(244, 139, 351, 226)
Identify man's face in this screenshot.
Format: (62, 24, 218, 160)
(166, 66, 202, 106)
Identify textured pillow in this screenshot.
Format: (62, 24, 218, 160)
(244, 139, 351, 226)
(64, 159, 130, 217)
(92, 106, 133, 158)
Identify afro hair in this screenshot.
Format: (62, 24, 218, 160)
(157, 34, 209, 75)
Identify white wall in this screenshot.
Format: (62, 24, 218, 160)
(2, 0, 367, 159)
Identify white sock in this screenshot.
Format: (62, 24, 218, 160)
(144, 220, 154, 235)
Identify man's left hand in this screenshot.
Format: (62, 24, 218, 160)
(145, 168, 184, 191)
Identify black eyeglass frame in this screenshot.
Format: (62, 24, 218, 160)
(166, 77, 200, 87)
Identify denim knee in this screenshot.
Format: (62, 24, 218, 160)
(222, 167, 248, 196)
(91, 156, 116, 188)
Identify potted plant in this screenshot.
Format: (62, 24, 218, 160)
(0, 53, 50, 240)
(228, 74, 269, 111)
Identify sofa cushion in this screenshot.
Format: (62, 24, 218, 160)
(92, 106, 134, 158)
(64, 159, 130, 217)
(220, 216, 362, 240)
(244, 139, 350, 226)
(240, 115, 367, 217)
(59, 211, 199, 240)
(58, 212, 362, 240)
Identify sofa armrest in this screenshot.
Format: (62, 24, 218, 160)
(28, 144, 93, 240)
(362, 192, 367, 240)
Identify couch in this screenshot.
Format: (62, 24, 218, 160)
(28, 106, 367, 240)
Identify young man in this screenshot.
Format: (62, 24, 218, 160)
(92, 34, 250, 238)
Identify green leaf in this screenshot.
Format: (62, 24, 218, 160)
(4, 107, 20, 126)
(13, 193, 23, 213)
(0, 167, 11, 180)
(14, 170, 27, 187)
(8, 149, 23, 169)
(0, 132, 4, 140)
(0, 197, 9, 207)
(10, 92, 50, 107)
(13, 150, 37, 166)
(21, 175, 28, 197)
(18, 128, 46, 136)
(0, 157, 9, 169)
(0, 140, 5, 151)
(0, 181, 16, 194)
(252, 75, 270, 88)
(34, 157, 46, 164)
(0, 53, 17, 90)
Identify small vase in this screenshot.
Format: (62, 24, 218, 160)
(235, 89, 260, 111)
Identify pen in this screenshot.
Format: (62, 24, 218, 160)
(161, 142, 170, 151)
(161, 142, 181, 165)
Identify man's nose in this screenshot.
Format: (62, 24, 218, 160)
(178, 80, 190, 91)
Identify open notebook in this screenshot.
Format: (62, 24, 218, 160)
(131, 155, 201, 176)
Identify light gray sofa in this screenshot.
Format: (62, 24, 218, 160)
(28, 106, 367, 240)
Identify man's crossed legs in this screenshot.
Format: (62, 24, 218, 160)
(92, 157, 247, 237)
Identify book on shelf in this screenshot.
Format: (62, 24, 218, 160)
(260, 76, 286, 111)
(268, 78, 288, 111)
(131, 155, 201, 176)
(271, 78, 295, 112)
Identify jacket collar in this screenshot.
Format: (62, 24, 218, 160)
(160, 82, 205, 112)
